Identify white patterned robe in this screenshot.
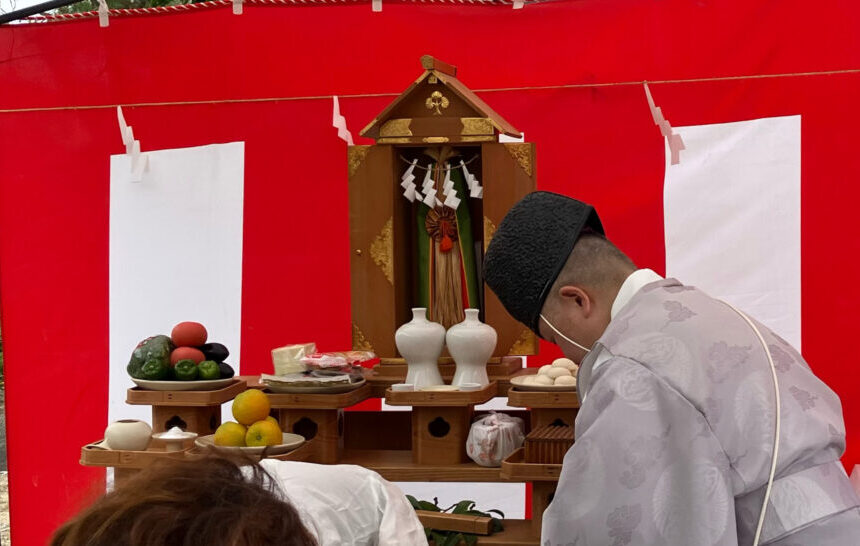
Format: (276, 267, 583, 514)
(542, 279, 860, 545)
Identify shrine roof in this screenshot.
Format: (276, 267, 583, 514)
(360, 55, 522, 141)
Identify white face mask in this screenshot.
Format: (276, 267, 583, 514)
(539, 314, 591, 353)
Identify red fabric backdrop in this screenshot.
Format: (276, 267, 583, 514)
(1, 1, 860, 543)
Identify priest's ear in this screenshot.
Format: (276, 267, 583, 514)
(557, 285, 593, 317)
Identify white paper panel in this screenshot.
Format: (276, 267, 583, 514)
(109, 143, 245, 427)
(664, 116, 801, 349)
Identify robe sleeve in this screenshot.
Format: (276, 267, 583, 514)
(374, 476, 429, 546)
(541, 356, 739, 546)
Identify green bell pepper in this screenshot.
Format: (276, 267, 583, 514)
(198, 360, 220, 380)
(174, 359, 199, 381)
(141, 358, 169, 380)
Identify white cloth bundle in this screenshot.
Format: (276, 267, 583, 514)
(466, 412, 525, 468)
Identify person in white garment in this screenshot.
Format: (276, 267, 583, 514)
(483, 191, 860, 545)
(51, 455, 428, 546)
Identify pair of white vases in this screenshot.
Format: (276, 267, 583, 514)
(395, 308, 497, 390)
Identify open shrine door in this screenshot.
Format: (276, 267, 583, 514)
(481, 141, 539, 356)
(347, 144, 410, 359)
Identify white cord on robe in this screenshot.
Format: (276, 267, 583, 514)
(720, 301, 781, 546)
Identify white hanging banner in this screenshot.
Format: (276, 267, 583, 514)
(664, 116, 801, 348)
(109, 142, 245, 428)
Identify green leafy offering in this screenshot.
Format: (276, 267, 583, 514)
(127, 335, 174, 379)
(406, 495, 504, 545)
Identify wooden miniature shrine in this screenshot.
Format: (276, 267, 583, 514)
(82, 57, 578, 546)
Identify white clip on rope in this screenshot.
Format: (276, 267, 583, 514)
(97, 0, 109, 27)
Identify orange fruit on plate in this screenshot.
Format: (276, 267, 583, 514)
(245, 419, 282, 447)
(214, 422, 246, 447)
(265, 416, 281, 431)
(232, 389, 271, 426)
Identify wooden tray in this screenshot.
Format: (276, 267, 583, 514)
(81, 443, 192, 469)
(374, 356, 522, 378)
(266, 383, 372, 409)
(417, 510, 493, 535)
(507, 389, 580, 409)
(499, 448, 562, 482)
(385, 382, 497, 406)
(126, 379, 246, 407)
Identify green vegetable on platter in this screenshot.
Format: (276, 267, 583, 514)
(174, 359, 199, 381)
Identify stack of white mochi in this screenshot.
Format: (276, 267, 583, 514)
(522, 357, 579, 386)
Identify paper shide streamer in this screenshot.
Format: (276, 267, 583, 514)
(644, 83, 685, 165)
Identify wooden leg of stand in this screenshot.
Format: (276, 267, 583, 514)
(278, 409, 342, 464)
(531, 481, 557, 531)
(152, 405, 222, 434)
(412, 406, 472, 465)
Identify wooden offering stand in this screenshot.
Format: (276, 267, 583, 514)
(385, 382, 497, 465)
(503, 379, 579, 533)
(126, 379, 247, 434)
(266, 383, 373, 464)
(82, 371, 578, 544)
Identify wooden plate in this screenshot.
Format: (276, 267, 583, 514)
(131, 378, 235, 391)
(194, 433, 305, 456)
(510, 375, 577, 392)
(262, 377, 366, 394)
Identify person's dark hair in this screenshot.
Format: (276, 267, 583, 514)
(51, 455, 317, 546)
(547, 234, 636, 303)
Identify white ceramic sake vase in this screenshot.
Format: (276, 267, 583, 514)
(395, 308, 445, 389)
(104, 419, 152, 451)
(448, 309, 497, 387)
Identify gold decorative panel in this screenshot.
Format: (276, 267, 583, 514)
(370, 217, 394, 285)
(461, 118, 494, 136)
(379, 119, 413, 138)
(352, 323, 374, 352)
(508, 329, 538, 355)
(483, 216, 497, 251)
(347, 146, 371, 177)
(503, 143, 533, 176)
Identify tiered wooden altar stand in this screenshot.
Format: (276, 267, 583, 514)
(81, 366, 578, 545)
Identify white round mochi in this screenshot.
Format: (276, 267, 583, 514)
(546, 367, 571, 379)
(551, 358, 578, 371)
(554, 375, 577, 386)
(538, 365, 554, 376)
(521, 375, 537, 385)
(533, 374, 554, 386)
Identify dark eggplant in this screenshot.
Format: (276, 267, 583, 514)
(198, 342, 230, 363)
(218, 362, 235, 379)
